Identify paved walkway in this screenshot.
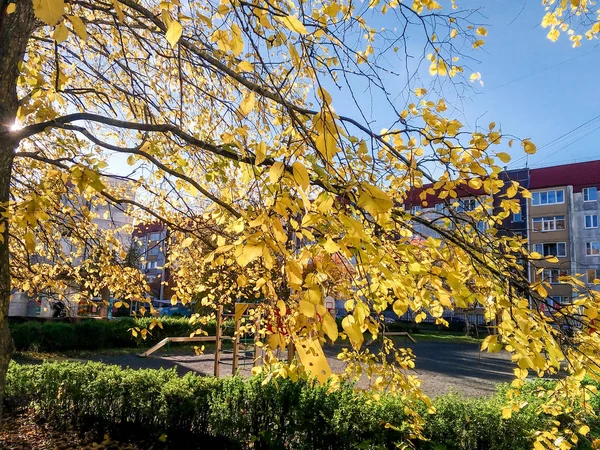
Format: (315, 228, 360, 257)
(82, 340, 513, 398)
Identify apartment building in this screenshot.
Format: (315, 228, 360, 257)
(402, 160, 600, 316)
(132, 222, 172, 305)
(527, 161, 600, 305)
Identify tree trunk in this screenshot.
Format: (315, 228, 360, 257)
(0, 0, 35, 420)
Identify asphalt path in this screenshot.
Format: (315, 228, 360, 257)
(79, 339, 514, 397)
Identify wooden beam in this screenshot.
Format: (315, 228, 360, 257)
(232, 313, 240, 375)
(138, 335, 231, 357)
(214, 305, 223, 377)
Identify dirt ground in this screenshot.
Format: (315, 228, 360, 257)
(79, 339, 514, 398)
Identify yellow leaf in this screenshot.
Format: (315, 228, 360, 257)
(322, 313, 338, 341)
(522, 140, 536, 155)
(24, 230, 36, 253)
(33, 0, 65, 26)
(239, 91, 255, 117)
(468, 178, 482, 189)
(180, 237, 194, 248)
(496, 152, 511, 163)
(238, 61, 254, 72)
(323, 238, 340, 254)
(255, 142, 267, 165)
(278, 15, 308, 34)
(501, 408, 512, 419)
(548, 28, 560, 42)
(579, 425, 591, 436)
(506, 182, 518, 199)
(415, 87, 427, 97)
(166, 20, 183, 48)
(357, 183, 393, 214)
(6, 3, 15, 13)
(269, 161, 285, 184)
(342, 316, 364, 348)
(127, 155, 135, 165)
(53, 22, 68, 44)
(299, 300, 316, 318)
(277, 300, 286, 316)
(472, 39, 485, 49)
(450, 28, 457, 38)
(292, 161, 310, 190)
(68, 15, 88, 40)
(112, 0, 124, 21)
(476, 27, 487, 36)
(235, 243, 263, 267)
(158, 434, 167, 442)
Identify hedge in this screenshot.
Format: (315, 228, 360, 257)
(8, 317, 229, 352)
(5, 361, 407, 449)
(5, 361, 598, 449)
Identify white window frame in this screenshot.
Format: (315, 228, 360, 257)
(410, 205, 422, 215)
(587, 269, 600, 284)
(146, 261, 157, 270)
(584, 214, 599, 229)
(586, 242, 600, 256)
(583, 187, 598, 202)
(458, 198, 476, 212)
(532, 189, 565, 206)
(540, 268, 567, 284)
(533, 242, 567, 257)
(513, 211, 522, 223)
(532, 216, 566, 232)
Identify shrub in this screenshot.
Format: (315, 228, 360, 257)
(6, 361, 597, 449)
(4, 361, 408, 449)
(8, 317, 230, 352)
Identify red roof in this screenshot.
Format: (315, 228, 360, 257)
(404, 182, 487, 207)
(529, 161, 600, 192)
(133, 222, 166, 236)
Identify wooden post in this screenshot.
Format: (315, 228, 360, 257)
(214, 305, 223, 377)
(287, 341, 294, 365)
(232, 312, 240, 375)
(253, 312, 261, 367)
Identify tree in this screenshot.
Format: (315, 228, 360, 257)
(1, 0, 599, 446)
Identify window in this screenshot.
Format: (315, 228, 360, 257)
(148, 245, 159, 256)
(548, 296, 568, 308)
(586, 242, 600, 256)
(585, 214, 599, 229)
(146, 261, 157, 270)
(512, 211, 522, 222)
(435, 203, 445, 212)
(532, 189, 564, 206)
(587, 269, 600, 284)
(532, 216, 566, 232)
(583, 187, 598, 202)
(532, 242, 567, 257)
(410, 205, 421, 215)
(538, 268, 568, 284)
(458, 198, 476, 212)
(476, 221, 487, 232)
(149, 232, 161, 241)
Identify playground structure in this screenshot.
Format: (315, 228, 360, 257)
(139, 303, 264, 377)
(138, 301, 415, 382)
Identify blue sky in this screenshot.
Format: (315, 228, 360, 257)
(331, 0, 600, 171)
(110, 1, 600, 176)
(459, 0, 600, 169)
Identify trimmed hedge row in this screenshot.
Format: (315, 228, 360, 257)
(5, 361, 597, 450)
(8, 317, 224, 352)
(5, 361, 407, 449)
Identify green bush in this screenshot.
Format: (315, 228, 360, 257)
(4, 361, 408, 449)
(8, 317, 228, 352)
(6, 361, 598, 449)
